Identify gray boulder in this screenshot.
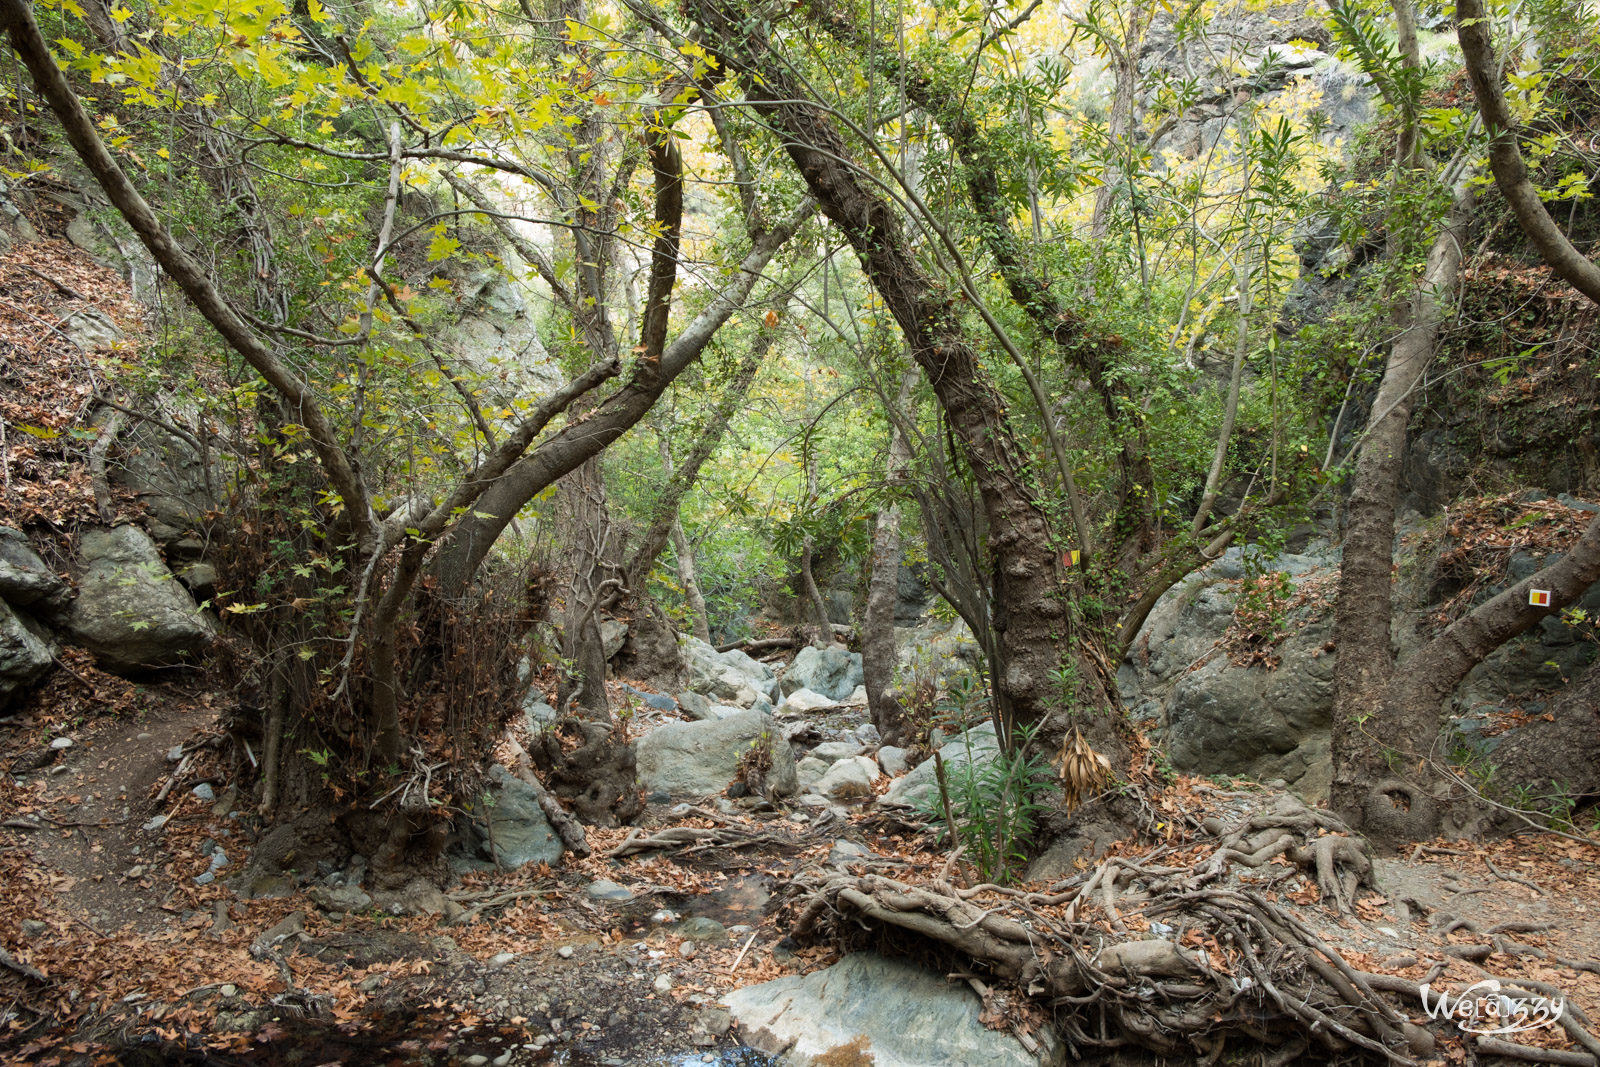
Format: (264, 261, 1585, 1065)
(600, 618, 628, 661)
(479, 764, 563, 868)
(0, 528, 67, 607)
(724, 952, 1061, 1066)
(636, 708, 798, 799)
(809, 741, 862, 764)
(781, 646, 864, 702)
(883, 722, 1001, 808)
(64, 526, 214, 672)
(683, 636, 779, 703)
(811, 756, 878, 799)
(0, 600, 54, 709)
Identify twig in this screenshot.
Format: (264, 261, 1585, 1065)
(1475, 1036, 1596, 1066)
(727, 930, 759, 975)
(17, 263, 91, 302)
(0, 946, 45, 982)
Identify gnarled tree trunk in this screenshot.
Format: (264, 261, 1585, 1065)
(862, 371, 917, 745)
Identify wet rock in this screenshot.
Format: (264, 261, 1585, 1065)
(64, 526, 215, 673)
(635, 708, 798, 800)
(725, 951, 1061, 1066)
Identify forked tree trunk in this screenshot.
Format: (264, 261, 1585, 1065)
(863, 372, 917, 744)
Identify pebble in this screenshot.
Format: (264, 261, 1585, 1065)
(167, 745, 184, 762)
(650, 908, 680, 925)
(463, 1056, 489, 1066)
(125, 865, 144, 879)
(557, 945, 575, 959)
(678, 941, 697, 959)
(136, 732, 152, 741)
(586, 879, 635, 903)
(49, 737, 73, 750)
(1377, 926, 1400, 939)
(193, 871, 215, 886)
(654, 974, 673, 993)
(140, 815, 168, 832)
(221, 984, 237, 997)
(493, 1053, 513, 1067)
(488, 952, 517, 969)
(192, 783, 215, 801)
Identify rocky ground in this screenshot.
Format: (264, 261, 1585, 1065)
(4, 633, 1600, 1067)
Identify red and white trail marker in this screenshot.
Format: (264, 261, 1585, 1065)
(1529, 589, 1552, 608)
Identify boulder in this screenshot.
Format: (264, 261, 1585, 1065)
(884, 723, 1001, 808)
(0, 600, 54, 710)
(877, 746, 909, 776)
(780, 646, 863, 701)
(724, 952, 1062, 1066)
(64, 526, 215, 673)
(600, 618, 628, 661)
(780, 687, 836, 713)
(0, 528, 67, 607)
(809, 741, 862, 765)
(635, 708, 798, 800)
(478, 765, 563, 869)
(796, 757, 829, 793)
(811, 756, 878, 799)
(683, 637, 779, 703)
(677, 691, 715, 721)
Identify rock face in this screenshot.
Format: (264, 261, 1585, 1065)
(780, 646, 864, 702)
(478, 765, 563, 869)
(63, 526, 215, 673)
(635, 708, 798, 800)
(724, 952, 1062, 1066)
(0, 600, 54, 710)
(883, 722, 1001, 808)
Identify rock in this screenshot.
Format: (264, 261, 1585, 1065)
(586, 879, 635, 903)
(812, 756, 878, 799)
(622, 684, 677, 711)
(191, 783, 214, 801)
(877, 746, 909, 776)
(841, 685, 869, 708)
(677, 691, 714, 720)
(780, 646, 864, 702)
(140, 814, 169, 832)
(557, 945, 576, 959)
(176, 562, 218, 600)
(884, 723, 1001, 808)
(780, 687, 837, 713)
(478, 764, 563, 869)
(309, 885, 373, 913)
(854, 723, 880, 744)
(61, 308, 123, 350)
(810, 741, 862, 764)
(64, 526, 215, 673)
(895, 617, 983, 677)
(796, 757, 829, 793)
(600, 618, 628, 661)
(678, 916, 726, 942)
(0, 599, 53, 710)
(0, 527, 67, 607)
(635, 708, 798, 799)
(49, 736, 73, 751)
(250, 911, 306, 956)
(20, 919, 47, 938)
(523, 697, 557, 729)
(654, 974, 673, 994)
(828, 839, 871, 866)
(683, 637, 779, 703)
(725, 952, 1061, 1066)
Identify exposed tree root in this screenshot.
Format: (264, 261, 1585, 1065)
(607, 824, 791, 859)
(527, 717, 641, 826)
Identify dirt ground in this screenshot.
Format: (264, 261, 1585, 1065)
(4, 672, 1600, 1067)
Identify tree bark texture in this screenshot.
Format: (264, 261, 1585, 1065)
(686, 0, 1118, 751)
(1330, 186, 1475, 833)
(670, 519, 713, 644)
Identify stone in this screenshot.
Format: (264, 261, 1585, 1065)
(635, 708, 798, 799)
(828, 839, 871, 866)
(600, 618, 628, 660)
(780, 687, 837, 713)
(0, 527, 67, 607)
(20, 919, 47, 938)
(523, 699, 557, 729)
(780, 646, 864, 702)
(557, 945, 576, 959)
(61, 308, 123, 350)
(64, 526, 215, 673)
(49, 736, 73, 751)
(812, 756, 878, 800)
(622, 684, 677, 711)
(795, 757, 829, 793)
(725, 952, 1061, 1066)
(677, 691, 714, 720)
(678, 916, 726, 942)
(478, 764, 563, 869)
(877, 746, 909, 776)
(810, 741, 862, 764)
(884, 723, 1002, 808)
(0, 599, 53, 710)
(682, 636, 779, 703)
(191, 783, 214, 801)
(309, 885, 372, 913)
(854, 723, 880, 745)
(176, 563, 218, 600)
(586, 879, 635, 903)
(654, 974, 673, 994)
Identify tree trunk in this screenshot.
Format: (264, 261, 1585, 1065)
(671, 519, 713, 644)
(1456, 0, 1600, 306)
(1330, 181, 1475, 834)
(556, 456, 617, 719)
(863, 372, 917, 744)
(686, 0, 1120, 756)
